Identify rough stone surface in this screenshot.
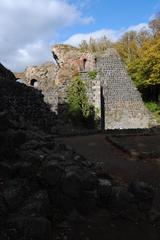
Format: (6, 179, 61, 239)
(96, 49, 154, 129)
(14, 44, 155, 129)
(0, 64, 101, 238)
(22, 62, 58, 89)
(7, 217, 52, 240)
(97, 179, 112, 204)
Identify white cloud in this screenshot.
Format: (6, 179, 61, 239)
(64, 29, 123, 46)
(3, 41, 52, 71)
(0, 0, 93, 71)
(64, 23, 148, 46)
(127, 23, 148, 32)
(0, 0, 150, 72)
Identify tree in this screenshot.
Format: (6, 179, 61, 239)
(79, 36, 112, 53)
(136, 36, 160, 87)
(149, 12, 160, 37)
(78, 13, 160, 102)
(88, 37, 97, 52)
(79, 40, 88, 52)
(114, 16, 160, 101)
(124, 30, 160, 102)
(114, 31, 141, 65)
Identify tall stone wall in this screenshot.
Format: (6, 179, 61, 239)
(97, 49, 153, 129)
(43, 87, 58, 113)
(15, 62, 59, 114)
(24, 62, 58, 89)
(80, 71, 101, 119)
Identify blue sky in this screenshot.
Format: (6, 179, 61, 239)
(63, 0, 160, 43)
(89, 0, 158, 29)
(0, 0, 159, 71)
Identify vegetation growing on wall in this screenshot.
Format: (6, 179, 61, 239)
(67, 75, 96, 128)
(88, 70, 97, 79)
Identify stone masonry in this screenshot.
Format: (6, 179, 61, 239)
(96, 49, 154, 129)
(79, 49, 154, 129)
(15, 45, 155, 129)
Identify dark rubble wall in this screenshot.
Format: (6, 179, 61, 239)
(0, 63, 99, 239)
(0, 64, 56, 132)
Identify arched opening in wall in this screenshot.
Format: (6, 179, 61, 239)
(30, 79, 38, 88)
(83, 59, 87, 71)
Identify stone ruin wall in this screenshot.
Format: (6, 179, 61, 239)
(79, 49, 154, 129)
(96, 49, 154, 129)
(80, 71, 101, 121)
(14, 45, 156, 129)
(51, 45, 99, 106)
(16, 62, 59, 113)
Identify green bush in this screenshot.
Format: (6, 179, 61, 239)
(145, 101, 160, 112)
(145, 101, 160, 124)
(67, 75, 95, 128)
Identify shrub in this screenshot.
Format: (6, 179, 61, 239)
(145, 101, 160, 124)
(67, 75, 95, 127)
(144, 101, 160, 112)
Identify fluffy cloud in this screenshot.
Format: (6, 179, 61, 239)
(127, 23, 148, 32)
(0, 0, 149, 72)
(3, 41, 53, 71)
(64, 23, 148, 46)
(0, 0, 92, 71)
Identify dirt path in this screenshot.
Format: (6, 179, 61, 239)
(59, 134, 160, 185)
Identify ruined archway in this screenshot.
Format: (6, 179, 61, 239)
(30, 79, 38, 88)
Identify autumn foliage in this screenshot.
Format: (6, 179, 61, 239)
(79, 13, 160, 102)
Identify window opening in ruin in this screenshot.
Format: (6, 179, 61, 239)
(83, 59, 87, 71)
(30, 79, 38, 88)
(95, 58, 97, 68)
